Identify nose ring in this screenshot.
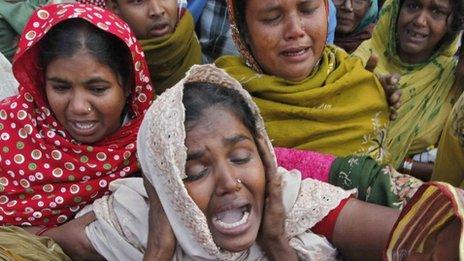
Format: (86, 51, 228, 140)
(236, 179, 242, 191)
(87, 106, 92, 112)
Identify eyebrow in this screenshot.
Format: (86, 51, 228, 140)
(46, 77, 70, 84)
(259, 0, 316, 13)
(46, 77, 111, 85)
(223, 134, 253, 147)
(431, 0, 451, 10)
(84, 77, 112, 85)
(186, 150, 204, 161)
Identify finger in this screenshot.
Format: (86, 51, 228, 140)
(387, 74, 399, 86)
(389, 90, 401, 104)
(255, 136, 277, 180)
(365, 53, 379, 72)
(142, 173, 158, 199)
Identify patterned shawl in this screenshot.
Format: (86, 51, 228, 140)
(354, 0, 462, 167)
(217, 0, 390, 163)
(0, 3, 153, 227)
(132, 64, 352, 260)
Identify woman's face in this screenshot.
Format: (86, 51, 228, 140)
(45, 51, 127, 144)
(245, 0, 328, 82)
(396, 0, 453, 64)
(184, 107, 265, 252)
(335, 0, 372, 34)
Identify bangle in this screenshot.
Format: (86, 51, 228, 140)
(35, 226, 51, 236)
(403, 159, 413, 174)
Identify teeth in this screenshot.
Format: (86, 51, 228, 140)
(75, 122, 95, 129)
(407, 29, 426, 38)
(283, 48, 306, 57)
(213, 211, 249, 229)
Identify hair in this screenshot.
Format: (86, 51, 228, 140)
(399, 0, 464, 48)
(182, 82, 259, 139)
(39, 19, 133, 90)
(233, 0, 249, 41)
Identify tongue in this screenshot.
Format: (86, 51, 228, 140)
(217, 209, 244, 224)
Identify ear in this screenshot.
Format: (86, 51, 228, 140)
(107, 0, 121, 15)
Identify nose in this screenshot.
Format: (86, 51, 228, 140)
(214, 162, 240, 196)
(148, 0, 165, 17)
(341, 0, 353, 11)
(68, 90, 92, 115)
(412, 11, 428, 27)
(284, 15, 306, 41)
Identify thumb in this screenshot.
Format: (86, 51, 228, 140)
(365, 53, 379, 72)
(79, 211, 97, 225)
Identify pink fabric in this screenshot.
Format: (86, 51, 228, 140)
(274, 147, 335, 182)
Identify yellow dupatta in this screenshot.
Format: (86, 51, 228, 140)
(354, 0, 462, 168)
(140, 11, 202, 94)
(216, 45, 390, 163)
(432, 93, 464, 188)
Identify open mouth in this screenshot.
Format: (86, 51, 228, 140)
(281, 47, 310, 57)
(69, 121, 97, 136)
(149, 24, 170, 37)
(405, 28, 428, 41)
(212, 204, 251, 232)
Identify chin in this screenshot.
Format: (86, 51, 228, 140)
(217, 235, 257, 252)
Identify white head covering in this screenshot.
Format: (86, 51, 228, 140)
(136, 64, 352, 260)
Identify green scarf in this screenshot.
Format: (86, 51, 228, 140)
(140, 11, 201, 94)
(216, 46, 390, 163)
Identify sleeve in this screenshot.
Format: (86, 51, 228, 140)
(329, 156, 422, 209)
(311, 197, 350, 241)
(385, 182, 464, 260)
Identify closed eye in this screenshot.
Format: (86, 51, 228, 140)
(51, 84, 70, 92)
(231, 156, 251, 165)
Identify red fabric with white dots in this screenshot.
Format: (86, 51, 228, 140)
(0, 3, 153, 227)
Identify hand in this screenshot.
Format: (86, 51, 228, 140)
(143, 175, 176, 261)
(379, 73, 401, 121)
(43, 212, 104, 261)
(364, 53, 402, 121)
(255, 137, 297, 261)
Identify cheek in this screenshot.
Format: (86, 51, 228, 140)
(243, 161, 266, 203)
(305, 19, 327, 56)
(165, 2, 179, 25)
(97, 91, 126, 122)
(185, 181, 214, 213)
(45, 87, 65, 118)
(248, 25, 280, 56)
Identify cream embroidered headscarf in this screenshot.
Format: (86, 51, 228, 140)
(79, 65, 353, 260)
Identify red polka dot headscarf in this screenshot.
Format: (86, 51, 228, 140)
(0, 3, 154, 227)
